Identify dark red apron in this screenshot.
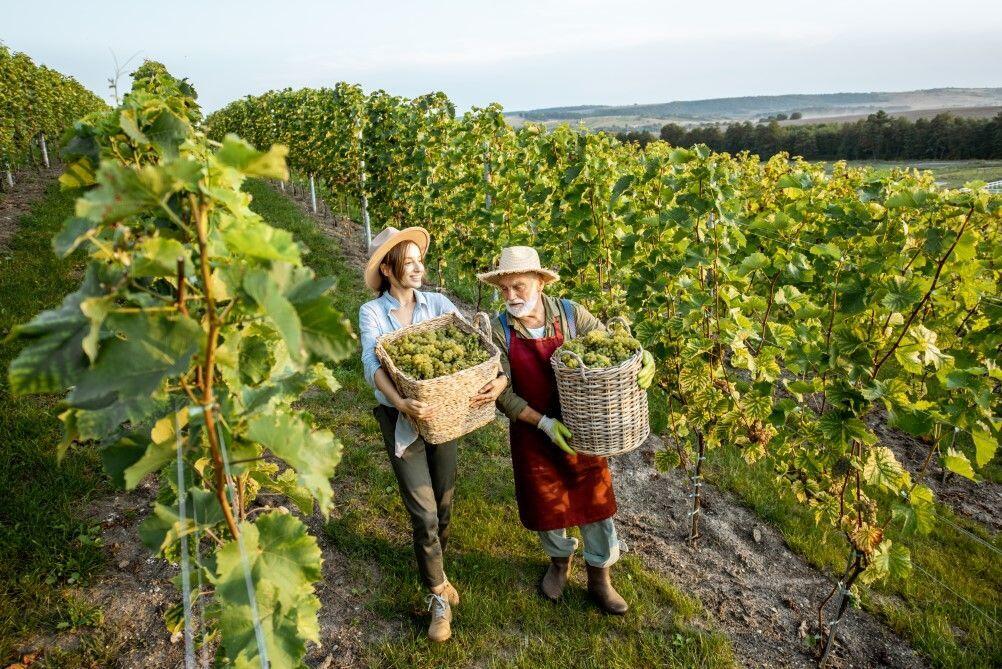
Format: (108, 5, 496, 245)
(507, 314, 617, 531)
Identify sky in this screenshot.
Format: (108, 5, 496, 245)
(5, 0, 1002, 113)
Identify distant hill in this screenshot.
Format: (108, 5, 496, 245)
(505, 88, 1002, 133)
(777, 105, 1002, 126)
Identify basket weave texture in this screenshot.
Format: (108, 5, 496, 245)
(375, 312, 501, 444)
(550, 321, 650, 457)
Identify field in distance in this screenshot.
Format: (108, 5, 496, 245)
(837, 159, 1002, 188)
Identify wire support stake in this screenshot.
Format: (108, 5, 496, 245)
(174, 414, 196, 669)
(215, 419, 270, 668)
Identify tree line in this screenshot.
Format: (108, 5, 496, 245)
(615, 110, 1002, 161)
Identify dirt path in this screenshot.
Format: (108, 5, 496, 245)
(0, 165, 62, 250)
(611, 438, 926, 669)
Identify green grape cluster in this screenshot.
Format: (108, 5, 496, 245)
(385, 325, 490, 380)
(558, 328, 641, 369)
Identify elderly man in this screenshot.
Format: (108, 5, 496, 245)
(474, 246, 655, 615)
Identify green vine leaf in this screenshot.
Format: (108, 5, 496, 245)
(66, 311, 201, 408)
(214, 512, 322, 669)
(943, 447, 976, 480)
(246, 410, 342, 515)
(862, 539, 912, 584)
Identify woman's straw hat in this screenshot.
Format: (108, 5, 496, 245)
(476, 246, 560, 286)
(364, 226, 430, 293)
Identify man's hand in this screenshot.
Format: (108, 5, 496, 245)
(637, 350, 656, 390)
(396, 398, 436, 421)
(537, 416, 575, 455)
(470, 375, 508, 408)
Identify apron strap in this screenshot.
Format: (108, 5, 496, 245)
(560, 298, 577, 339)
(498, 311, 512, 349)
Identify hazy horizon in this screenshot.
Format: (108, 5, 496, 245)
(506, 87, 1002, 114)
(5, 0, 1002, 113)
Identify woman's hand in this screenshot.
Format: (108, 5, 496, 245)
(396, 398, 437, 421)
(470, 375, 508, 408)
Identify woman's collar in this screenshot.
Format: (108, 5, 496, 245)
(380, 288, 427, 310)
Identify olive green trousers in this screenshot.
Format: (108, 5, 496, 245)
(373, 404, 458, 589)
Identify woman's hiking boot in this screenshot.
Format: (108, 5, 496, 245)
(425, 591, 452, 642)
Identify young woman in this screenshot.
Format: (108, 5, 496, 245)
(358, 226, 508, 643)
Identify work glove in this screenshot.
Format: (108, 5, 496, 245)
(637, 350, 656, 389)
(537, 416, 575, 455)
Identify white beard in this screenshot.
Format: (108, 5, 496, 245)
(506, 292, 539, 318)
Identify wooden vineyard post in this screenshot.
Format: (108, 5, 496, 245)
(4, 162, 13, 190)
(359, 127, 372, 249)
(483, 140, 492, 211)
(360, 184, 371, 249)
(39, 133, 50, 168)
(309, 173, 318, 213)
(483, 141, 500, 307)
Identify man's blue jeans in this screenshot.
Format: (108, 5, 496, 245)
(537, 518, 626, 568)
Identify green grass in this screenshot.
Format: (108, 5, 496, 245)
(693, 425, 1002, 669)
(841, 160, 1002, 189)
(245, 180, 736, 668)
(0, 184, 112, 663)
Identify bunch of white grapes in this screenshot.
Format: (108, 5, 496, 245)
(386, 325, 490, 380)
(558, 328, 641, 369)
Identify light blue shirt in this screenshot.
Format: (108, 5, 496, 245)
(358, 289, 460, 455)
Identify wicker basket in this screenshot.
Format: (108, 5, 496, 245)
(375, 312, 501, 444)
(550, 318, 650, 457)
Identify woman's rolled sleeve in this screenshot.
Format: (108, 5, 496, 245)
(358, 303, 383, 389)
(435, 293, 461, 316)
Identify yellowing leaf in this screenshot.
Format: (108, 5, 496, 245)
(864, 446, 905, 491)
(851, 523, 884, 555)
(150, 407, 189, 445)
(943, 447, 976, 480)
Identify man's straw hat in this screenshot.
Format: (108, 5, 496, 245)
(364, 226, 430, 293)
(477, 246, 560, 286)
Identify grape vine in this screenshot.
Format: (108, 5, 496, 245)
(0, 46, 106, 183)
(8, 63, 356, 667)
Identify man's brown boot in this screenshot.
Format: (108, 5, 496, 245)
(425, 591, 452, 642)
(539, 555, 572, 601)
(586, 564, 628, 615)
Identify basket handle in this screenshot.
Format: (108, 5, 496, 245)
(559, 348, 589, 380)
(606, 316, 633, 335)
(473, 311, 492, 339)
